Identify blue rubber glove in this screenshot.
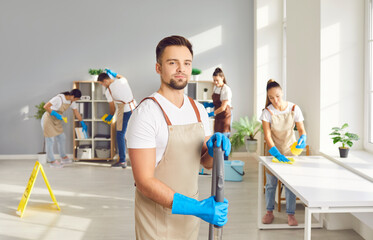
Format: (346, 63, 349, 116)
(50, 110, 63, 120)
(172, 193, 228, 226)
(296, 134, 307, 149)
(105, 69, 117, 78)
(208, 112, 215, 117)
(207, 132, 231, 157)
(105, 114, 113, 122)
(80, 121, 87, 132)
(269, 146, 289, 162)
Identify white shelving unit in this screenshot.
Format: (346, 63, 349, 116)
(72, 81, 115, 161)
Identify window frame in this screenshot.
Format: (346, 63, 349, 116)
(365, 0, 373, 152)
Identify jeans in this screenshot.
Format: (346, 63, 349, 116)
(117, 111, 132, 163)
(41, 114, 67, 163)
(265, 172, 296, 214)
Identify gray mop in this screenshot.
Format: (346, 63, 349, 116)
(208, 145, 225, 240)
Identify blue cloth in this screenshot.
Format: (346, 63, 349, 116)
(202, 102, 214, 108)
(265, 172, 296, 214)
(207, 132, 231, 157)
(208, 112, 215, 117)
(105, 69, 117, 78)
(172, 193, 228, 226)
(222, 132, 230, 161)
(80, 121, 87, 132)
(117, 111, 132, 163)
(296, 134, 307, 149)
(269, 146, 289, 162)
(50, 110, 63, 120)
(105, 114, 113, 122)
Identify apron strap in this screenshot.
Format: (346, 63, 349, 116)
(108, 86, 135, 112)
(138, 97, 172, 126)
(265, 107, 274, 115)
(292, 104, 296, 112)
(187, 97, 202, 123)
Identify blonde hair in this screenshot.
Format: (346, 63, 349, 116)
(265, 79, 281, 108)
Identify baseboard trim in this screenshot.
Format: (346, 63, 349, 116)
(0, 154, 73, 160)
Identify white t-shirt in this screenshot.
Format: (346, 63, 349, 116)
(213, 84, 232, 107)
(126, 93, 211, 166)
(49, 94, 77, 111)
(259, 102, 304, 123)
(105, 78, 136, 112)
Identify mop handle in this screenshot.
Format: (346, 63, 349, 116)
(208, 145, 225, 240)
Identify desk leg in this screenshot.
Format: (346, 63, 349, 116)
(304, 207, 312, 240)
(258, 162, 263, 228)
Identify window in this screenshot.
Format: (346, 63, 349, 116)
(366, 0, 373, 151)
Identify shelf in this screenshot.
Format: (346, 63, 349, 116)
(93, 100, 108, 102)
(197, 99, 213, 102)
(76, 100, 92, 103)
(75, 119, 109, 122)
(189, 80, 213, 83)
(93, 139, 111, 141)
(75, 138, 93, 141)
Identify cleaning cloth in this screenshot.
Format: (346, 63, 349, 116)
(271, 157, 295, 164)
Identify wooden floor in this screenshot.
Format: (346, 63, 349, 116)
(0, 156, 364, 240)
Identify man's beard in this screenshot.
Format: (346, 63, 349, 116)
(168, 78, 188, 90)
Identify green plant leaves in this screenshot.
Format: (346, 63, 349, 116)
(330, 123, 359, 148)
(341, 123, 349, 129)
(33, 101, 46, 120)
(192, 68, 202, 75)
(89, 68, 104, 75)
(231, 115, 262, 150)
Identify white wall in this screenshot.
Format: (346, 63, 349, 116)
(320, 0, 365, 152)
(0, 0, 254, 154)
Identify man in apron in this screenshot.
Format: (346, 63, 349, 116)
(126, 35, 230, 239)
(97, 70, 136, 168)
(260, 79, 307, 226)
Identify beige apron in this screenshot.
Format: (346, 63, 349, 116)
(135, 96, 205, 240)
(264, 105, 296, 173)
(43, 96, 70, 138)
(107, 86, 135, 131)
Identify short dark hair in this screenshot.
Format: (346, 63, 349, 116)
(61, 89, 81, 98)
(156, 35, 193, 63)
(97, 73, 111, 82)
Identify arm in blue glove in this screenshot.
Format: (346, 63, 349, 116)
(105, 114, 113, 122)
(50, 110, 63, 120)
(105, 68, 117, 79)
(269, 146, 289, 162)
(296, 134, 307, 149)
(208, 111, 215, 117)
(80, 121, 87, 132)
(202, 102, 215, 108)
(172, 193, 228, 226)
(206, 132, 231, 157)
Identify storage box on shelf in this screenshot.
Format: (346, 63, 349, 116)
(72, 81, 116, 161)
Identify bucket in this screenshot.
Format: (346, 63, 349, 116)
(224, 160, 245, 182)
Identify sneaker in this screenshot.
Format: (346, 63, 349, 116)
(262, 211, 274, 224)
(61, 156, 73, 164)
(48, 160, 63, 168)
(288, 214, 298, 226)
(111, 161, 127, 168)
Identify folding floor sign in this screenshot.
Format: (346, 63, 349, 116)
(17, 161, 60, 218)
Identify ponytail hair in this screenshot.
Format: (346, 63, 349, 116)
(265, 79, 281, 108)
(212, 67, 227, 84)
(60, 89, 82, 99)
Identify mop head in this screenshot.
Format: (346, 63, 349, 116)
(272, 157, 295, 164)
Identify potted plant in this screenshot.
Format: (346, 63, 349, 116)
(191, 68, 202, 81)
(33, 102, 47, 164)
(88, 68, 104, 81)
(330, 123, 359, 158)
(231, 115, 263, 153)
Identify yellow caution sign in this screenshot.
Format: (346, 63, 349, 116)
(17, 161, 60, 218)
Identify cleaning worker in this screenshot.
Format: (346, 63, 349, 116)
(97, 69, 136, 168)
(42, 89, 86, 168)
(259, 79, 307, 226)
(205, 67, 233, 160)
(126, 35, 230, 239)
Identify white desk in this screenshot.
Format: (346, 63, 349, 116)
(257, 156, 373, 240)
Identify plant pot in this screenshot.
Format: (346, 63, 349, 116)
(91, 75, 98, 81)
(339, 147, 349, 158)
(245, 139, 258, 153)
(192, 75, 200, 81)
(37, 152, 47, 164)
